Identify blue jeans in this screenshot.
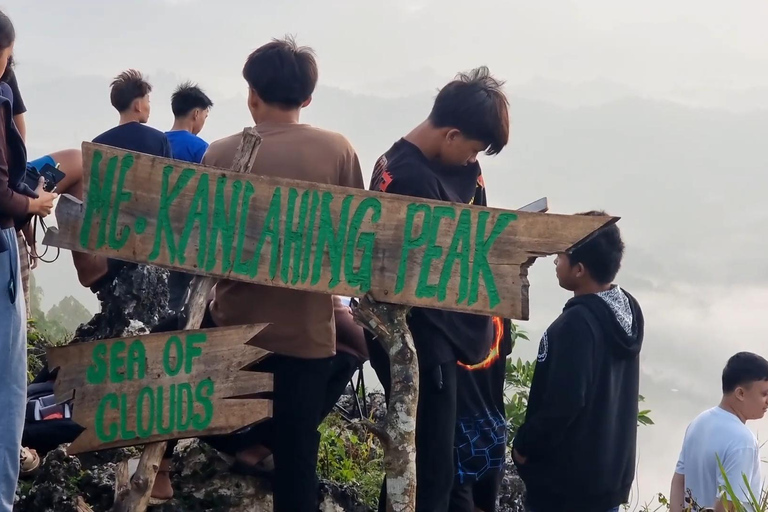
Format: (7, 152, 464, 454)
(0, 227, 27, 511)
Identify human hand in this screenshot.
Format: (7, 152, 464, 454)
(28, 177, 58, 217)
(512, 448, 527, 465)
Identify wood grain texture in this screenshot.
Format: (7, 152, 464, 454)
(44, 141, 616, 321)
(48, 324, 272, 454)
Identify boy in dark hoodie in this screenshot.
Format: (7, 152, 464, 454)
(512, 210, 644, 512)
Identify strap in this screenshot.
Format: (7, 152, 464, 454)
(30, 214, 60, 264)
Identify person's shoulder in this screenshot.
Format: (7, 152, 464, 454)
(93, 125, 119, 143)
(297, 125, 356, 152)
(202, 132, 242, 165)
(139, 123, 168, 139)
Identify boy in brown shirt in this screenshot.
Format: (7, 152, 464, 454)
(194, 37, 364, 512)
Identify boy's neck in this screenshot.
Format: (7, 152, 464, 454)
(573, 282, 613, 297)
(404, 120, 441, 161)
(118, 113, 143, 126)
(253, 104, 302, 125)
(171, 117, 195, 134)
(719, 397, 748, 424)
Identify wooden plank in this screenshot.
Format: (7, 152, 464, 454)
(44, 143, 616, 320)
(47, 324, 272, 454)
(110, 128, 266, 512)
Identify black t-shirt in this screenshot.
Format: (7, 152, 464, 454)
(453, 317, 512, 485)
(369, 138, 494, 368)
(93, 122, 172, 158)
(1, 70, 26, 117)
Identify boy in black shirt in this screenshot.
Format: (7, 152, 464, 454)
(75, 70, 172, 290)
(513, 211, 644, 512)
(368, 66, 510, 512)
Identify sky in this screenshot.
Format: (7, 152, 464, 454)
(4, 0, 768, 507)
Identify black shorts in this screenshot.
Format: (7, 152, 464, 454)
(449, 470, 503, 512)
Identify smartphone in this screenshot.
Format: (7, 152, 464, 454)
(38, 163, 66, 192)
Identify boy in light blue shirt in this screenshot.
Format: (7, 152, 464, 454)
(165, 81, 213, 313)
(165, 81, 213, 164)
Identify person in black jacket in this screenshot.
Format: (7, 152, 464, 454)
(513, 210, 644, 512)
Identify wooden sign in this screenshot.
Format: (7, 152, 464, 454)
(44, 143, 617, 320)
(47, 324, 272, 454)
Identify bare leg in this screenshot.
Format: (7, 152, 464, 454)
(45, 149, 109, 287)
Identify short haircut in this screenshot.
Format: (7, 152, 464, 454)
(428, 66, 510, 155)
(242, 35, 318, 109)
(110, 69, 152, 113)
(171, 81, 213, 118)
(722, 352, 768, 394)
(567, 211, 624, 284)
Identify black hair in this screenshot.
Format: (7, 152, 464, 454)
(568, 210, 624, 284)
(110, 69, 152, 113)
(428, 66, 510, 155)
(0, 10, 15, 50)
(242, 35, 318, 109)
(171, 81, 213, 118)
(722, 352, 768, 394)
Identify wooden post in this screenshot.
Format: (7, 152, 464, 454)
(111, 128, 262, 512)
(353, 294, 418, 512)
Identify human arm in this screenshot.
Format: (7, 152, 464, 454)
(670, 472, 686, 512)
(161, 135, 173, 159)
(6, 72, 27, 141)
(512, 312, 595, 462)
(338, 143, 364, 190)
(193, 141, 209, 164)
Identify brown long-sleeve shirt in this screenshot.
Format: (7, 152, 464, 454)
(0, 107, 29, 229)
(205, 123, 365, 359)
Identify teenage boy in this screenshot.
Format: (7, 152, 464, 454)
(368, 66, 510, 511)
(670, 352, 768, 512)
(512, 211, 645, 512)
(165, 82, 214, 313)
(75, 70, 172, 290)
(198, 37, 364, 511)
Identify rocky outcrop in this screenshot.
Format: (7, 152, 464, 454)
(19, 264, 527, 511)
(73, 263, 169, 343)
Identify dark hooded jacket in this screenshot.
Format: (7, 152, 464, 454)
(513, 287, 644, 512)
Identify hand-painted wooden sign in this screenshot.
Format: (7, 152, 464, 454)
(47, 324, 272, 454)
(44, 143, 617, 320)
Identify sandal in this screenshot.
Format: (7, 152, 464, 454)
(20, 447, 40, 477)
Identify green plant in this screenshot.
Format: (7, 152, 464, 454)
(504, 356, 536, 442)
(716, 454, 768, 511)
(318, 413, 384, 507)
(26, 319, 69, 382)
(638, 395, 655, 427)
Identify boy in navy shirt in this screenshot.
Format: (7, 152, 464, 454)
(164, 82, 213, 312)
(76, 70, 171, 289)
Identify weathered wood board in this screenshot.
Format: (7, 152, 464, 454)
(44, 143, 617, 320)
(47, 324, 272, 454)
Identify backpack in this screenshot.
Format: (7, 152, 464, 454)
(22, 372, 84, 456)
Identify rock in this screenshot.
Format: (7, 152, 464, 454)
(73, 263, 169, 343)
(15, 439, 373, 511)
(497, 454, 527, 512)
